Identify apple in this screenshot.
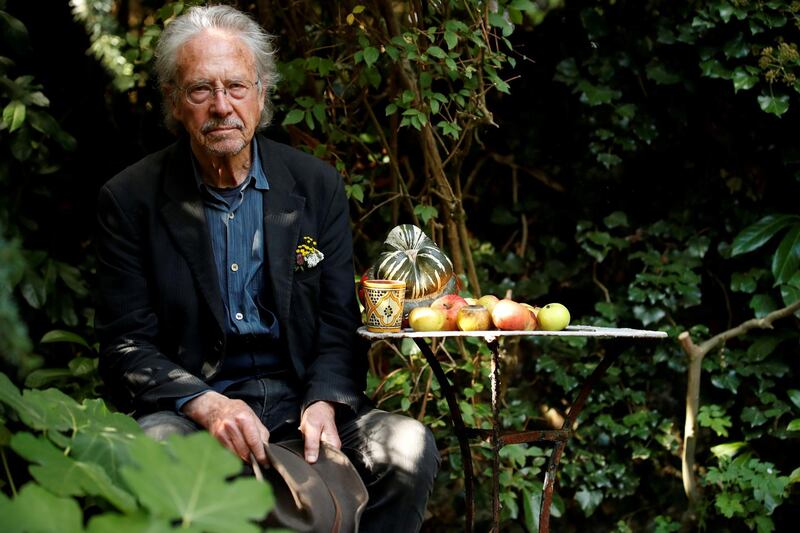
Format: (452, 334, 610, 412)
(457, 305, 492, 331)
(521, 303, 541, 318)
(520, 303, 539, 330)
(491, 299, 531, 331)
(476, 294, 500, 315)
(537, 303, 571, 331)
(408, 306, 447, 332)
(431, 294, 469, 331)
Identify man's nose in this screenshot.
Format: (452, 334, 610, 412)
(209, 89, 234, 115)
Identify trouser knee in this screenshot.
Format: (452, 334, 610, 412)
(137, 411, 199, 440)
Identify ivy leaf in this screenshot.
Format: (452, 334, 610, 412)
(2, 100, 26, 132)
(427, 46, 446, 59)
(40, 329, 91, 349)
(574, 488, 603, 516)
(749, 294, 777, 318)
(698, 404, 732, 437)
(282, 109, 304, 126)
(731, 214, 799, 256)
(716, 491, 745, 518)
(0, 483, 83, 533)
(758, 94, 790, 117)
(710, 441, 747, 459)
(788, 389, 800, 410)
(772, 225, 800, 285)
(603, 211, 628, 228)
(11, 432, 137, 512)
(646, 63, 681, 85)
(363, 46, 379, 67)
(413, 204, 438, 225)
(444, 30, 458, 50)
(121, 433, 272, 532)
(577, 81, 621, 106)
(345, 183, 364, 203)
(732, 68, 758, 93)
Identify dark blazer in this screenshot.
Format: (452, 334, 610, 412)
(95, 134, 367, 415)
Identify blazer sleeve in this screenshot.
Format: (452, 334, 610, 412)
(95, 183, 208, 414)
(301, 170, 368, 412)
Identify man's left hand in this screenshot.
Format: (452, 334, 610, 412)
(299, 401, 341, 463)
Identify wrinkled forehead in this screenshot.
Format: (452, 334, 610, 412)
(175, 29, 257, 84)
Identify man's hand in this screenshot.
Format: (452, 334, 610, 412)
(182, 391, 270, 463)
(299, 401, 341, 463)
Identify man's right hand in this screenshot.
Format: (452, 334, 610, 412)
(182, 391, 270, 464)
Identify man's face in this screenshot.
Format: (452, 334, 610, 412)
(171, 29, 264, 158)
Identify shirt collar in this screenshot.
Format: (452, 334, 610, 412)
(192, 136, 270, 192)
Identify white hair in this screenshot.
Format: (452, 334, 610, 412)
(154, 4, 280, 133)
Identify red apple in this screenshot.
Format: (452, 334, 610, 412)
(408, 306, 447, 332)
(491, 299, 531, 331)
(431, 294, 469, 331)
(457, 305, 492, 331)
(520, 303, 540, 331)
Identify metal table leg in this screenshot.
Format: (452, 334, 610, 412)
(413, 338, 475, 533)
(489, 339, 501, 532)
(538, 340, 629, 533)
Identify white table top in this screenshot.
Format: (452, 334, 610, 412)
(357, 324, 669, 341)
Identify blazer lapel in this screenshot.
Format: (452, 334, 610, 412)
(260, 137, 306, 324)
(159, 140, 226, 332)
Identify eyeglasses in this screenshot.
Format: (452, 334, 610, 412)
(179, 79, 261, 105)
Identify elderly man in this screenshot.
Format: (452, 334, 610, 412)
(95, 5, 438, 531)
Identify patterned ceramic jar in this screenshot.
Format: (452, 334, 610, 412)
(362, 279, 406, 333)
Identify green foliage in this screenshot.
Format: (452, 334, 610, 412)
(0, 373, 273, 531)
(704, 451, 791, 531)
(0, 234, 31, 367)
(553, 0, 800, 168)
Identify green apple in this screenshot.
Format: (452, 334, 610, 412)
(408, 306, 447, 332)
(457, 305, 492, 331)
(476, 294, 500, 315)
(537, 303, 570, 331)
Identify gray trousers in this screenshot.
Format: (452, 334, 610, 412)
(138, 376, 440, 533)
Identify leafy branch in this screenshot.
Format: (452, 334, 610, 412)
(677, 299, 800, 511)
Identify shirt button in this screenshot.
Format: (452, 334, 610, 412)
(228, 212, 235, 220)
(235, 312, 244, 320)
(231, 263, 239, 272)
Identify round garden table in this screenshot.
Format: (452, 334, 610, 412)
(358, 325, 668, 533)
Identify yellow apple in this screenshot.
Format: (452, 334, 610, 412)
(476, 294, 500, 314)
(457, 305, 492, 331)
(408, 306, 447, 332)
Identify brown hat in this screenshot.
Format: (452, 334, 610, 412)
(252, 440, 369, 533)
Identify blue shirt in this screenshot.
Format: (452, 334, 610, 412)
(176, 138, 283, 411)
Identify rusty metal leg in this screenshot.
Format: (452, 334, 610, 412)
(538, 340, 631, 533)
(414, 338, 474, 533)
(490, 339, 501, 532)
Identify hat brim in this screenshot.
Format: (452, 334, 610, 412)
(258, 439, 368, 533)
